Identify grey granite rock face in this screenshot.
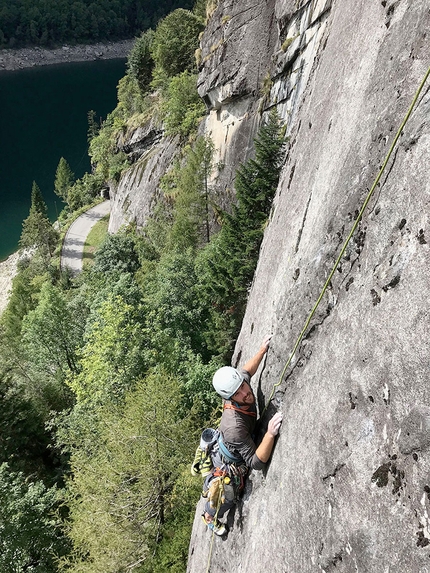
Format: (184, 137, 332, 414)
(197, 0, 278, 109)
(108, 128, 179, 234)
(187, 0, 430, 572)
(195, 0, 283, 214)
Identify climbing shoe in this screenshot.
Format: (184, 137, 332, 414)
(201, 515, 226, 536)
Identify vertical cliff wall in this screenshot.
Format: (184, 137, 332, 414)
(188, 0, 430, 571)
(108, 0, 278, 232)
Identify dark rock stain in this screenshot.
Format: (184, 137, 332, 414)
(234, 350, 242, 368)
(417, 529, 430, 548)
(382, 274, 400, 292)
(322, 463, 346, 481)
(287, 163, 296, 190)
(371, 461, 405, 494)
(371, 288, 381, 305)
(295, 193, 312, 253)
(417, 229, 427, 245)
(392, 466, 405, 495)
(371, 462, 391, 487)
(354, 229, 366, 254)
(321, 550, 344, 571)
(349, 392, 357, 409)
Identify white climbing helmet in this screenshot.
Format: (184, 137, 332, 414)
(212, 366, 243, 399)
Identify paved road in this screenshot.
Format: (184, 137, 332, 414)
(61, 201, 111, 275)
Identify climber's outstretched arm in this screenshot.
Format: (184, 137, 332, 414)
(242, 334, 271, 376)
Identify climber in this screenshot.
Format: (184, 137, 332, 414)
(201, 335, 283, 536)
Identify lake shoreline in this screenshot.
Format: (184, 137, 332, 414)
(0, 39, 134, 72)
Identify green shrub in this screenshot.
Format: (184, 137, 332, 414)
(93, 232, 140, 275)
(127, 29, 155, 95)
(0, 464, 69, 573)
(151, 9, 204, 78)
(162, 71, 205, 137)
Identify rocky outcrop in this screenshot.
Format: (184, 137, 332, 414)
(0, 252, 20, 315)
(187, 1, 430, 572)
(109, 0, 280, 231)
(105, 2, 429, 566)
(108, 123, 179, 234)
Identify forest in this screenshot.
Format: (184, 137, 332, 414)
(0, 2, 286, 571)
(0, 0, 193, 47)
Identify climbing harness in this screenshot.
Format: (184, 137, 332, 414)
(261, 63, 430, 418)
(217, 434, 243, 464)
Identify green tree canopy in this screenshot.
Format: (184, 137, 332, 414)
(30, 180, 48, 217)
(151, 9, 204, 78)
(127, 28, 155, 95)
(19, 182, 58, 257)
(54, 157, 75, 203)
(166, 135, 214, 248)
(67, 295, 146, 405)
(0, 463, 69, 573)
(60, 369, 195, 573)
(0, 376, 53, 477)
(162, 71, 205, 137)
(93, 232, 140, 275)
(0, 0, 195, 48)
(195, 110, 287, 357)
(21, 282, 85, 379)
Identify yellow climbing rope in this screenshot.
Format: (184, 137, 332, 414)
(261, 62, 430, 417)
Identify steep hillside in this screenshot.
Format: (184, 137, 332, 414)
(108, 0, 278, 233)
(187, 0, 430, 571)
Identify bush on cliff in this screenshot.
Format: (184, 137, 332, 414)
(151, 9, 204, 79)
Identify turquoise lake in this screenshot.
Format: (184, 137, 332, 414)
(0, 58, 126, 260)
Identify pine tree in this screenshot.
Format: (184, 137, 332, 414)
(127, 28, 155, 95)
(30, 181, 47, 217)
(196, 110, 286, 357)
(87, 110, 100, 143)
(54, 157, 75, 203)
(167, 136, 214, 250)
(222, 108, 286, 292)
(19, 182, 58, 257)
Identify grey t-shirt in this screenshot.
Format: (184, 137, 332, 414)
(219, 369, 265, 471)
